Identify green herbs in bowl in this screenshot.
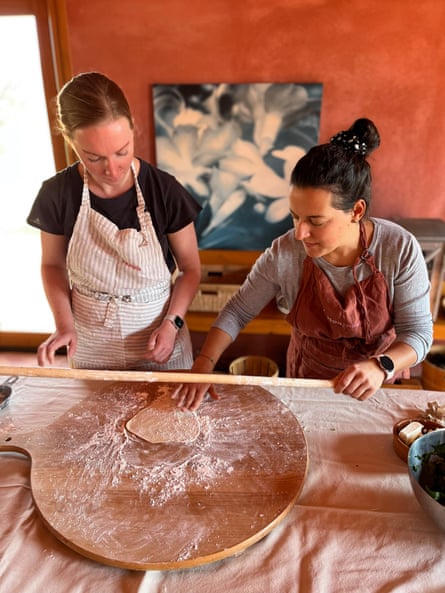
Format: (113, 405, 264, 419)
(408, 429, 445, 531)
(418, 442, 445, 504)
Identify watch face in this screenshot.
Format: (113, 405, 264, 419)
(174, 315, 184, 329)
(379, 355, 394, 372)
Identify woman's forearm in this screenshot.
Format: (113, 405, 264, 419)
(41, 264, 75, 331)
(166, 224, 201, 319)
(194, 327, 234, 371)
(166, 268, 201, 319)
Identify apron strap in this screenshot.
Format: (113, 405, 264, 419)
(131, 162, 150, 246)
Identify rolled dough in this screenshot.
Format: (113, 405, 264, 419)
(126, 393, 200, 443)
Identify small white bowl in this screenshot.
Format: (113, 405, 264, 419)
(408, 429, 445, 532)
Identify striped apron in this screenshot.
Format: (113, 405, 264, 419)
(66, 162, 193, 370)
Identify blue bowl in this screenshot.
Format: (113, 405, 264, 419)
(408, 429, 445, 532)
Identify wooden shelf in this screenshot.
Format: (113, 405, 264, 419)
(187, 302, 445, 343)
(188, 310, 445, 339)
(191, 249, 445, 341)
(186, 300, 290, 336)
(187, 251, 291, 337)
(434, 314, 445, 342)
(433, 281, 445, 341)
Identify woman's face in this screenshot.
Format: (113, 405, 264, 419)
(71, 116, 135, 193)
(289, 186, 363, 262)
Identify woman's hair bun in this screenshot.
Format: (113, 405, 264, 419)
(330, 118, 380, 157)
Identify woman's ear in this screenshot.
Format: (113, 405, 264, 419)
(352, 199, 367, 222)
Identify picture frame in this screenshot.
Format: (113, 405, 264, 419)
(153, 82, 323, 250)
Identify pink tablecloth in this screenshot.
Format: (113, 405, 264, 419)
(1, 376, 444, 593)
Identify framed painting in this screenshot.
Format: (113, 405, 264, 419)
(152, 82, 323, 250)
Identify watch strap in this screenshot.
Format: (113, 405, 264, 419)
(165, 314, 184, 330)
(374, 355, 395, 381)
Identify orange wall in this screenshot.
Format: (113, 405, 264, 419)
(65, 0, 445, 220)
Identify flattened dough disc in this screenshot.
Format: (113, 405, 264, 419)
(126, 393, 200, 443)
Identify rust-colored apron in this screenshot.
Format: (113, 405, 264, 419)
(286, 221, 399, 380)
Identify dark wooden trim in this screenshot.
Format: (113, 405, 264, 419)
(0, 333, 49, 351)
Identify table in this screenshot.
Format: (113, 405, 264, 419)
(1, 374, 445, 592)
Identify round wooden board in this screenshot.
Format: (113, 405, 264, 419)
(0, 381, 307, 570)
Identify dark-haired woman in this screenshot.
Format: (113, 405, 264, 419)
(27, 72, 201, 370)
(175, 118, 433, 410)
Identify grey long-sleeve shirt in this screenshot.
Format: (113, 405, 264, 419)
(213, 218, 433, 363)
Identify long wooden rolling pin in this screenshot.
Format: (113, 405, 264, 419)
(0, 365, 332, 388)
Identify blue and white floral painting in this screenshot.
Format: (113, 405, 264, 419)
(152, 83, 323, 250)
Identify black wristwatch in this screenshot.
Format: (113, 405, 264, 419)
(165, 314, 184, 330)
(375, 355, 395, 381)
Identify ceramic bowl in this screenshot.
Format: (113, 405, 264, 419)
(407, 429, 445, 532)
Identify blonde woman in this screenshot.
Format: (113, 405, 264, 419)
(28, 72, 201, 370)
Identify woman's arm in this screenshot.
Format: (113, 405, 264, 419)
(37, 232, 77, 365)
(378, 222, 433, 360)
(164, 222, 201, 319)
(145, 222, 201, 363)
(173, 240, 295, 409)
(334, 226, 433, 400)
(332, 342, 419, 401)
(173, 326, 233, 410)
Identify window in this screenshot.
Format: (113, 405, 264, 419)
(0, 0, 71, 349)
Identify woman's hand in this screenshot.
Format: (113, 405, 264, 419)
(38, 326, 77, 366)
(173, 382, 219, 411)
(332, 359, 385, 401)
(172, 356, 220, 411)
(144, 319, 178, 364)
(39, 231, 77, 367)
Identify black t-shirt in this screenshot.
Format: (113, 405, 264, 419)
(27, 159, 202, 272)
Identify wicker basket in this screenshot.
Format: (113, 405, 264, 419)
(189, 283, 239, 312)
(229, 356, 279, 377)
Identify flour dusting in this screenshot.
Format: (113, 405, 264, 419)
(30, 382, 306, 566)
